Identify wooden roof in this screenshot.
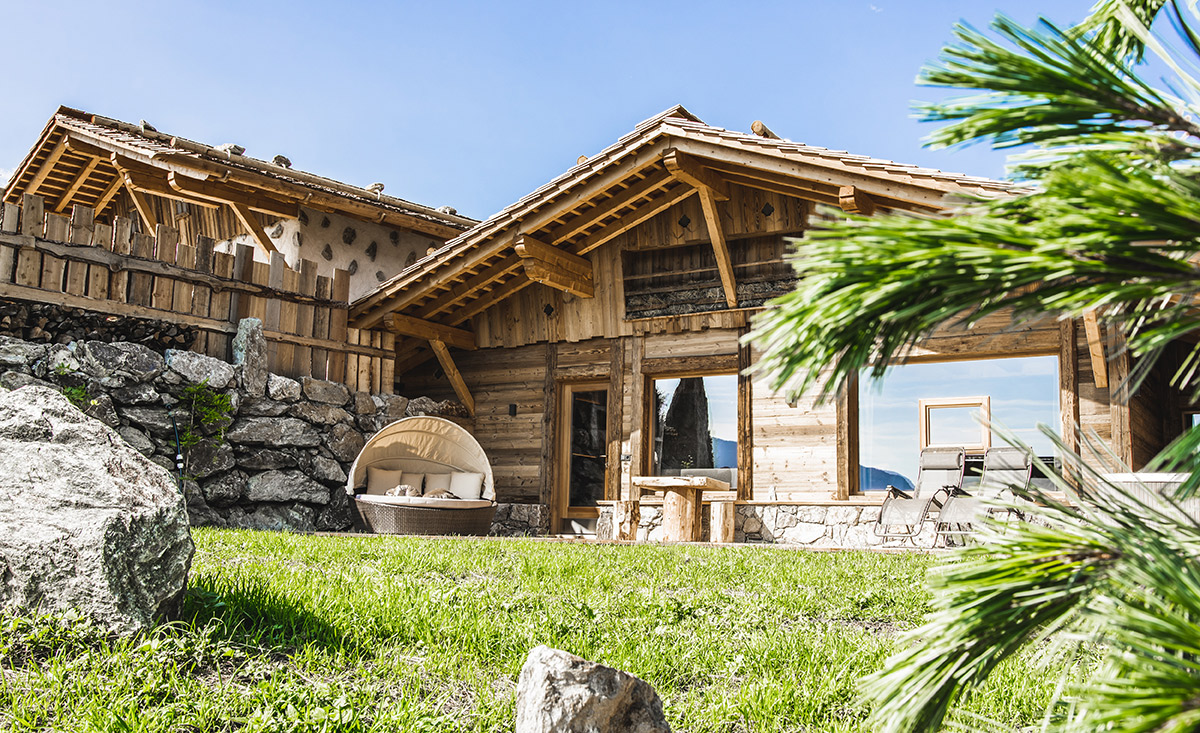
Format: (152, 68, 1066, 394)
(3, 107, 477, 240)
(350, 105, 1020, 337)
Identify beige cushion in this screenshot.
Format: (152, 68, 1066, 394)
(367, 467, 405, 495)
(424, 473, 452, 493)
(356, 494, 493, 510)
(399, 472, 425, 492)
(449, 472, 485, 500)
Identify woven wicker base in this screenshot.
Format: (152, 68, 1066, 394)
(351, 497, 497, 536)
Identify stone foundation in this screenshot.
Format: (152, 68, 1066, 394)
(0, 322, 468, 534)
(491, 503, 551, 536)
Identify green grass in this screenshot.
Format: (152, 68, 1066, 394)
(0, 530, 1077, 732)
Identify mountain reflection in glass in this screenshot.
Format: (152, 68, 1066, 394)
(651, 375, 738, 475)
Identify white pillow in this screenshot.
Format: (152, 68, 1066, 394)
(449, 472, 485, 500)
(366, 467, 405, 495)
(424, 473, 452, 493)
(400, 472, 425, 493)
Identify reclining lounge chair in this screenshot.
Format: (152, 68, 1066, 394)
(935, 446, 1032, 541)
(874, 446, 965, 539)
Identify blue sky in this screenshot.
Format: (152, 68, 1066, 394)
(0, 0, 1098, 220)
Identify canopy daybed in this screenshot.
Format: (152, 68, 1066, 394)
(345, 416, 496, 535)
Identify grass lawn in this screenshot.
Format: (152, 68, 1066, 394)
(1, 529, 1072, 732)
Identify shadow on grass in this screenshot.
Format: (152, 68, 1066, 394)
(182, 575, 365, 657)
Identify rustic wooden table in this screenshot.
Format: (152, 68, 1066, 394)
(632, 475, 732, 542)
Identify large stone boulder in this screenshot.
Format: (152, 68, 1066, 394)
(0, 386, 194, 634)
(515, 646, 671, 733)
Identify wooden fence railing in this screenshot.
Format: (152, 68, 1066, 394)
(0, 193, 395, 394)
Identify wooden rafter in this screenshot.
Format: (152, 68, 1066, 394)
(92, 174, 125, 216)
(571, 184, 697, 255)
(54, 156, 101, 213)
(838, 185, 876, 216)
(546, 173, 671, 243)
(715, 167, 841, 206)
(26, 137, 69, 196)
(120, 168, 218, 209)
(662, 149, 730, 201)
(515, 234, 594, 298)
(697, 187, 738, 308)
(449, 276, 536, 326)
(412, 255, 524, 320)
(429, 339, 475, 415)
(390, 313, 476, 350)
(1083, 308, 1108, 388)
(229, 202, 279, 255)
(168, 172, 298, 219)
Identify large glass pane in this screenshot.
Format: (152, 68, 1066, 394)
(859, 356, 1059, 490)
(651, 375, 738, 478)
(567, 389, 607, 507)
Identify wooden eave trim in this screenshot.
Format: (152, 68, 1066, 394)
(838, 185, 876, 216)
(662, 149, 730, 201)
(167, 171, 298, 219)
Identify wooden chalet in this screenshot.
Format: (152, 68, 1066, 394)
(350, 106, 1195, 535)
(3, 107, 477, 301)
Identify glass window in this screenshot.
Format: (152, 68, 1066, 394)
(651, 374, 738, 479)
(566, 388, 608, 508)
(859, 356, 1059, 491)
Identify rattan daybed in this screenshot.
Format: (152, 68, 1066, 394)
(345, 416, 496, 535)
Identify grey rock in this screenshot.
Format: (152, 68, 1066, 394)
(301, 377, 349, 406)
(0, 371, 53, 391)
(826, 506, 860, 525)
(320, 243, 333, 261)
(44, 344, 81, 376)
(742, 515, 763, 534)
(247, 470, 330, 505)
(226, 417, 320, 447)
(74, 341, 164, 387)
(323, 422, 364, 463)
(315, 488, 354, 531)
(237, 448, 300, 471)
(311, 455, 347, 484)
(267, 374, 301, 402)
(117, 426, 155, 457)
(0, 387, 193, 635)
(376, 393, 409, 419)
(783, 522, 827, 545)
(289, 401, 352, 426)
(119, 406, 178, 438)
(0, 336, 47, 369)
(185, 441, 236, 479)
(352, 391, 375, 415)
(82, 393, 120, 427)
(515, 646, 671, 733)
(232, 319, 267, 397)
(202, 471, 247, 507)
(226, 503, 316, 533)
(111, 383, 161, 405)
(180, 479, 206, 509)
(405, 396, 440, 416)
(240, 397, 291, 417)
(357, 414, 385, 435)
(165, 350, 236, 389)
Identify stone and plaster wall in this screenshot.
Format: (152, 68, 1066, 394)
(0, 321, 550, 535)
(216, 206, 445, 301)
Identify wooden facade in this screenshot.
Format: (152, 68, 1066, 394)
(360, 106, 1192, 529)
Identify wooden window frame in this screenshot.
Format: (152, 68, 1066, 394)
(555, 380, 611, 528)
(918, 395, 992, 453)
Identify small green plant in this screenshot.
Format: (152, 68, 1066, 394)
(61, 384, 93, 410)
(178, 380, 235, 476)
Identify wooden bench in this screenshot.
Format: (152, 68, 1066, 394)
(633, 475, 731, 542)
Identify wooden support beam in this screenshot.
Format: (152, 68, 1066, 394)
(662, 149, 730, 201)
(123, 176, 158, 232)
(516, 234, 594, 298)
(92, 174, 125, 216)
(389, 313, 477, 350)
(836, 372, 860, 500)
(229, 202, 279, 255)
(429, 338, 475, 415)
(26, 137, 69, 196)
(751, 120, 781, 139)
(1059, 318, 1080, 459)
(697, 187, 737, 308)
(54, 157, 101, 213)
(1083, 308, 1108, 388)
(838, 185, 876, 216)
(168, 172, 298, 219)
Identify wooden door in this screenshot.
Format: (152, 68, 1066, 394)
(555, 382, 610, 533)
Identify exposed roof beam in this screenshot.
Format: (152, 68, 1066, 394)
(516, 234, 594, 298)
(389, 313, 477, 351)
(662, 149, 730, 201)
(545, 173, 672, 243)
(167, 171, 298, 219)
(92, 174, 125, 216)
(54, 157, 101, 213)
(228, 202, 279, 255)
(123, 175, 158, 232)
(697, 187, 737, 308)
(26, 137, 69, 196)
(751, 120, 781, 139)
(429, 339, 475, 415)
(571, 184, 697, 256)
(1083, 308, 1109, 389)
(515, 235, 592, 278)
(411, 254, 525, 321)
(448, 276, 536, 326)
(838, 185, 876, 216)
(120, 168, 219, 210)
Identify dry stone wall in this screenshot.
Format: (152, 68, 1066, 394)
(0, 320, 472, 534)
